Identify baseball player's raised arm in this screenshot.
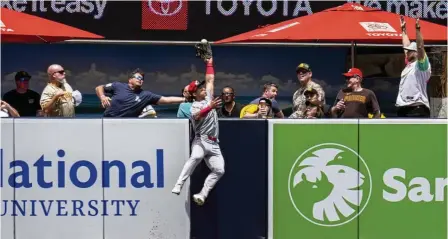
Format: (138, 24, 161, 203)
(205, 58, 215, 98)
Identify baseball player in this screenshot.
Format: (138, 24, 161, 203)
(171, 57, 225, 206)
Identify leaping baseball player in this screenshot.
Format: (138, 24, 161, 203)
(172, 40, 225, 206)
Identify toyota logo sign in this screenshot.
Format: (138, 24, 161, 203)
(148, 0, 183, 16)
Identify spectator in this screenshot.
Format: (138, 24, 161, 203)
(330, 68, 381, 118)
(40, 64, 75, 117)
(396, 16, 431, 117)
(0, 100, 20, 118)
(303, 87, 324, 119)
(217, 86, 243, 118)
(289, 63, 326, 118)
(177, 85, 194, 119)
(240, 97, 274, 119)
(96, 68, 188, 117)
(2, 71, 41, 117)
(247, 83, 284, 118)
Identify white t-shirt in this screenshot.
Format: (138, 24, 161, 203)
(396, 55, 431, 108)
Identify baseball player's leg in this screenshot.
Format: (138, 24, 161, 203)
(193, 144, 225, 205)
(172, 138, 205, 195)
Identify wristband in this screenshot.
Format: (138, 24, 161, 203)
(206, 63, 214, 75)
(199, 106, 212, 117)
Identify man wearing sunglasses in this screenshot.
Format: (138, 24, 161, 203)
(96, 68, 188, 117)
(217, 86, 243, 118)
(40, 65, 75, 117)
(330, 68, 381, 118)
(2, 71, 41, 117)
(290, 63, 326, 119)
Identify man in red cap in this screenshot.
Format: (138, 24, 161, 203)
(172, 57, 225, 206)
(330, 68, 381, 118)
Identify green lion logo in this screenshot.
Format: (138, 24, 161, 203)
(288, 143, 372, 227)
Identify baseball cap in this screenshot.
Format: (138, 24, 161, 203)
(343, 68, 363, 78)
(403, 42, 417, 51)
(187, 80, 205, 93)
(15, 71, 31, 81)
(296, 63, 311, 73)
(259, 97, 272, 107)
(304, 86, 318, 95)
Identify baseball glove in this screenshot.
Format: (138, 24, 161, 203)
(195, 40, 213, 61)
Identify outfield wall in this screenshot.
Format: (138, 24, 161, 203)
(0, 119, 446, 239)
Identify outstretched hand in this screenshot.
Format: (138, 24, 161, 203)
(416, 18, 420, 29)
(209, 96, 222, 109)
(400, 15, 406, 30)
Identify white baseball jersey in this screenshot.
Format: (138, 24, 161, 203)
(396, 55, 431, 108)
(190, 89, 219, 142)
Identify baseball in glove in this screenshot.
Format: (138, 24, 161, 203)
(195, 39, 213, 61)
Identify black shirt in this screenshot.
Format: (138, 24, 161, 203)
(2, 89, 41, 117)
(218, 102, 243, 118)
(103, 82, 162, 117)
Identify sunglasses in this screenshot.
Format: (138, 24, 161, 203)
(53, 70, 65, 75)
(221, 92, 234, 96)
(133, 75, 144, 81)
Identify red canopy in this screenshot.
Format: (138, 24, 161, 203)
(215, 3, 447, 44)
(1, 7, 104, 43)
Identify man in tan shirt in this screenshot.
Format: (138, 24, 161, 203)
(40, 64, 75, 117)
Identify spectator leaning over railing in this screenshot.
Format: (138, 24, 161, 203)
(40, 64, 76, 117)
(289, 63, 326, 118)
(217, 86, 243, 118)
(330, 68, 381, 118)
(96, 68, 189, 117)
(0, 100, 20, 118)
(247, 83, 284, 118)
(177, 85, 194, 119)
(395, 16, 431, 118)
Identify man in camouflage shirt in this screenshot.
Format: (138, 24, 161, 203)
(289, 63, 326, 118)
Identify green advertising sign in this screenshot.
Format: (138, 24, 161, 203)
(269, 119, 447, 239)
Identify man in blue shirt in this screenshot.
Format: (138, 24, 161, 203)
(95, 68, 188, 117)
(177, 85, 194, 118)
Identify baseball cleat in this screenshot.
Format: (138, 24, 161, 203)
(171, 184, 182, 195)
(193, 194, 205, 206)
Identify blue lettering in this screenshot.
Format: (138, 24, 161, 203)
(40, 200, 53, 216)
(30, 200, 37, 216)
(12, 200, 26, 216)
(127, 200, 140, 216)
(9, 160, 32, 188)
(157, 149, 164, 188)
(103, 161, 126, 188)
(131, 161, 153, 188)
(70, 160, 97, 188)
(111, 200, 125, 216)
(34, 155, 52, 188)
(56, 200, 68, 216)
(72, 200, 85, 216)
(88, 200, 99, 216)
(57, 149, 66, 188)
(101, 200, 109, 216)
(1, 149, 165, 189)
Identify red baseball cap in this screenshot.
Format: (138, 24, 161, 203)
(343, 68, 363, 78)
(187, 80, 205, 93)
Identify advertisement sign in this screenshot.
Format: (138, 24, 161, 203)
(269, 119, 447, 239)
(103, 119, 190, 239)
(0, 119, 190, 239)
(1, 119, 14, 239)
(2, 1, 445, 41)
